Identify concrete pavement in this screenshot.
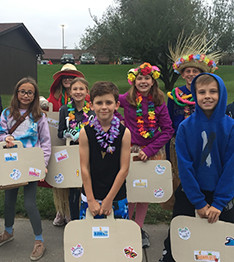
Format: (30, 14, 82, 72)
(0, 218, 169, 262)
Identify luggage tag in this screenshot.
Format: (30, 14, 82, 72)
(64, 209, 142, 261)
(0, 141, 45, 189)
(46, 138, 81, 188)
(126, 153, 173, 203)
(171, 215, 234, 262)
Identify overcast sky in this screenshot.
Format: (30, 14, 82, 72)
(1, 0, 116, 49)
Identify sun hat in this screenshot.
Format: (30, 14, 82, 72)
(53, 63, 84, 80)
(169, 31, 222, 74)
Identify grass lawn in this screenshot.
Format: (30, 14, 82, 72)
(0, 64, 234, 224)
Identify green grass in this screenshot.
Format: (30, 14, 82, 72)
(1, 64, 234, 224)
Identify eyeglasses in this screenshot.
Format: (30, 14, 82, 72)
(17, 90, 35, 97)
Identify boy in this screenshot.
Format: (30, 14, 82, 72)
(79, 81, 131, 219)
(226, 102, 234, 118)
(162, 32, 221, 211)
(159, 73, 234, 262)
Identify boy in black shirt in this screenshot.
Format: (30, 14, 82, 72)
(79, 81, 131, 219)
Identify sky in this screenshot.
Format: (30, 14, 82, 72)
(1, 0, 116, 49)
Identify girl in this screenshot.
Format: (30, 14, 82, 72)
(0, 77, 51, 261)
(47, 63, 86, 226)
(119, 62, 174, 248)
(47, 63, 85, 111)
(58, 77, 95, 220)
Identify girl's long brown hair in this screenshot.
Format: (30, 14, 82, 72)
(9, 77, 43, 122)
(126, 78, 165, 107)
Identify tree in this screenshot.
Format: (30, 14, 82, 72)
(81, 0, 232, 90)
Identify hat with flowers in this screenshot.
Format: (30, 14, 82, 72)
(127, 62, 161, 85)
(169, 31, 222, 74)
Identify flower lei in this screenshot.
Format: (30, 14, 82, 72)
(67, 97, 90, 131)
(127, 62, 160, 85)
(173, 54, 218, 74)
(90, 116, 120, 154)
(136, 92, 156, 138)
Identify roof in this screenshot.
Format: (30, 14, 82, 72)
(0, 23, 44, 54)
(43, 49, 84, 60)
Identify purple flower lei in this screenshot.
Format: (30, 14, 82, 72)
(90, 116, 120, 154)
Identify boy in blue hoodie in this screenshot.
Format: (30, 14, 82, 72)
(159, 73, 234, 262)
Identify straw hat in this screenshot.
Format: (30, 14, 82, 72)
(169, 31, 222, 74)
(53, 63, 84, 80)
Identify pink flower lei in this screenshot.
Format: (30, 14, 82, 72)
(90, 116, 120, 154)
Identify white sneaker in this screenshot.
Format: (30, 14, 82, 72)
(53, 212, 65, 226)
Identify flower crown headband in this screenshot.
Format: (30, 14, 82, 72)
(127, 62, 160, 85)
(173, 54, 218, 74)
(169, 31, 222, 74)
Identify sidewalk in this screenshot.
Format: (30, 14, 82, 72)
(0, 218, 169, 262)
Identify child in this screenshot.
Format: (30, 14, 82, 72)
(119, 62, 174, 248)
(47, 63, 86, 226)
(0, 77, 51, 261)
(58, 77, 95, 220)
(79, 81, 131, 220)
(226, 102, 234, 118)
(159, 73, 234, 262)
(164, 32, 221, 210)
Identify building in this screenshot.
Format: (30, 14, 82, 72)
(0, 23, 43, 94)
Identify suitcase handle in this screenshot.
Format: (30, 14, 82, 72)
(0, 140, 23, 149)
(86, 208, 115, 220)
(66, 138, 72, 146)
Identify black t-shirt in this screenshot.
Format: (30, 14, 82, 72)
(82, 123, 126, 201)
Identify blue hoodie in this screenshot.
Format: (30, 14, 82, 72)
(176, 73, 234, 211)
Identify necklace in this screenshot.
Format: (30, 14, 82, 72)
(90, 116, 120, 156)
(167, 88, 195, 119)
(167, 87, 195, 107)
(67, 98, 90, 131)
(136, 92, 156, 138)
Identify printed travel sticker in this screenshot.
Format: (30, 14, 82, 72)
(54, 173, 64, 184)
(133, 179, 147, 188)
(92, 227, 109, 239)
(194, 250, 220, 262)
(55, 150, 69, 162)
(178, 227, 191, 240)
(154, 188, 164, 198)
(4, 153, 18, 162)
(123, 246, 138, 259)
(47, 118, 59, 129)
(10, 169, 21, 180)
(29, 167, 41, 177)
(225, 237, 234, 246)
(71, 244, 84, 258)
(155, 164, 166, 175)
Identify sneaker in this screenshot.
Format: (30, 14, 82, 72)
(30, 240, 45, 261)
(0, 230, 14, 247)
(141, 228, 150, 248)
(158, 249, 173, 262)
(53, 211, 65, 226)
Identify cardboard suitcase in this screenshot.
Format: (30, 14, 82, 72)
(64, 210, 142, 261)
(170, 215, 234, 262)
(126, 154, 173, 203)
(0, 141, 45, 189)
(46, 103, 65, 147)
(46, 138, 81, 188)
